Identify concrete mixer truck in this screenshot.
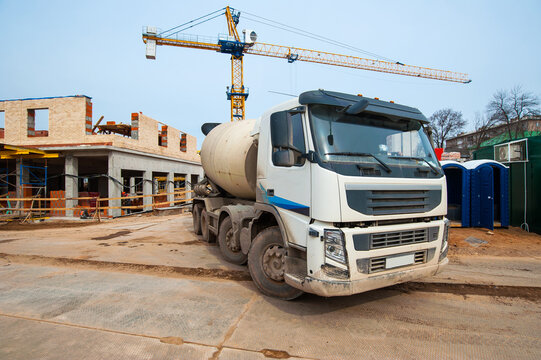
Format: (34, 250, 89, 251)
(192, 89, 449, 299)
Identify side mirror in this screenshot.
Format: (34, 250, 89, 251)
(272, 149, 295, 167)
(270, 111, 293, 148)
(345, 99, 369, 115)
(423, 124, 434, 148)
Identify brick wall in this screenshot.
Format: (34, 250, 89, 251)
(0, 96, 87, 145)
(0, 96, 200, 163)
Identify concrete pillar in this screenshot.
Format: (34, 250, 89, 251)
(186, 174, 191, 200)
(15, 158, 22, 199)
(142, 170, 153, 211)
(129, 177, 136, 196)
(107, 153, 121, 217)
(166, 172, 174, 206)
(65, 155, 78, 217)
(152, 175, 158, 195)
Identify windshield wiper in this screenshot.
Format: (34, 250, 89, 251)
(388, 156, 440, 175)
(325, 152, 391, 173)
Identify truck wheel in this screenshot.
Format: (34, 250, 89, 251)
(218, 217, 247, 265)
(248, 226, 303, 300)
(192, 203, 203, 235)
(200, 208, 216, 243)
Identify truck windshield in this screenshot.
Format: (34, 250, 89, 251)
(309, 104, 441, 176)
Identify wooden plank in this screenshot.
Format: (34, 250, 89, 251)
(91, 115, 105, 134)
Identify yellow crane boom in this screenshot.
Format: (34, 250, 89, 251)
(246, 43, 470, 84)
(142, 6, 470, 121)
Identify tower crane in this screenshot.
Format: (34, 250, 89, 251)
(142, 6, 471, 122)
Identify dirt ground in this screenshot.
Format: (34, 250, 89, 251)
(0, 214, 540, 359)
(2, 215, 540, 258)
(449, 226, 541, 257)
(0, 220, 97, 231)
(0, 213, 158, 231)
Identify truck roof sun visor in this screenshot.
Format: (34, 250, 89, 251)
(299, 90, 428, 123)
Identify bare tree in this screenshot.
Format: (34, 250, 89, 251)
(487, 85, 540, 140)
(470, 112, 498, 150)
(429, 108, 466, 149)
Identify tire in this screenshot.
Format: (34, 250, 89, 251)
(248, 226, 303, 300)
(218, 217, 248, 265)
(200, 208, 216, 243)
(192, 203, 203, 235)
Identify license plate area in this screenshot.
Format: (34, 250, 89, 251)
(362, 250, 429, 274)
(385, 253, 415, 269)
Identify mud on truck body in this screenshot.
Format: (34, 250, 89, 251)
(192, 89, 449, 300)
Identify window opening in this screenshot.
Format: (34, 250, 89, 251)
(0, 111, 4, 139)
(158, 123, 168, 147)
(28, 109, 49, 137)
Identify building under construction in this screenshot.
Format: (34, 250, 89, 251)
(0, 95, 203, 218)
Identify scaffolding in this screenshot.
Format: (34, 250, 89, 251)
(0, 144, 58, 221)
(20, 164, 48, 221)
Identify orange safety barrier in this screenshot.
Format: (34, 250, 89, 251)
(0, 189, 192, 218)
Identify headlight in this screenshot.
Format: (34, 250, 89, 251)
(324, 229, 347, 264)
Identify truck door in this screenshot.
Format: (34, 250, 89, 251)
(264, 110, 311, 243)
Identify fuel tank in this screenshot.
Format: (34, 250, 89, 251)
(200, 120, 258, 200)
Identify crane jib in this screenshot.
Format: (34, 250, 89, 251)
(142, 7, 471, 121)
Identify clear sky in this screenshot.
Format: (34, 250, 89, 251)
(1, 0, 540, 148)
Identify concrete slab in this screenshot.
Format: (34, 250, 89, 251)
(464, 236, 488, 247)
(0, 315, 215, 360)
(0, 261, 540, 359)
(0, 263, 256, 346)
(226, 291, 541, 360)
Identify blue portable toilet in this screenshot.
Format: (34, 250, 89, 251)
(464, 160, 509, 230)
(441, 161, 471, 227)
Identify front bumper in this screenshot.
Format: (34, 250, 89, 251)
(285, 257, 448, 297)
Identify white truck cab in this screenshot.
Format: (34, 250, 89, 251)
(194, 89, 449, 299)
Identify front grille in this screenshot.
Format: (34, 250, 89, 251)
(369, 257, 386, 273)
(353, 227, 438, 251)
(368, 250, 427, 273)
(368, 190, 431, 215)
(371, 229, 428, 249)
(345, 185, 441, 215)
(414, 250, 427, 264)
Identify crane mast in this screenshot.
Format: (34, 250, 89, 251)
(142, 6, 471, 121)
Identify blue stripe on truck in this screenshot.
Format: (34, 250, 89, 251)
(259, 184, 310, 216)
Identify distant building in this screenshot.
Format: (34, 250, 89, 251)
(445, 115, 541, 158)
(0, 95, 203, 217)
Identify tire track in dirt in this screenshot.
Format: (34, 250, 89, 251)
(0, 253, 251, 282)
(394, 282, 541, 302)
(1, 252, 540, 301)
(91, 230, 131, 241)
